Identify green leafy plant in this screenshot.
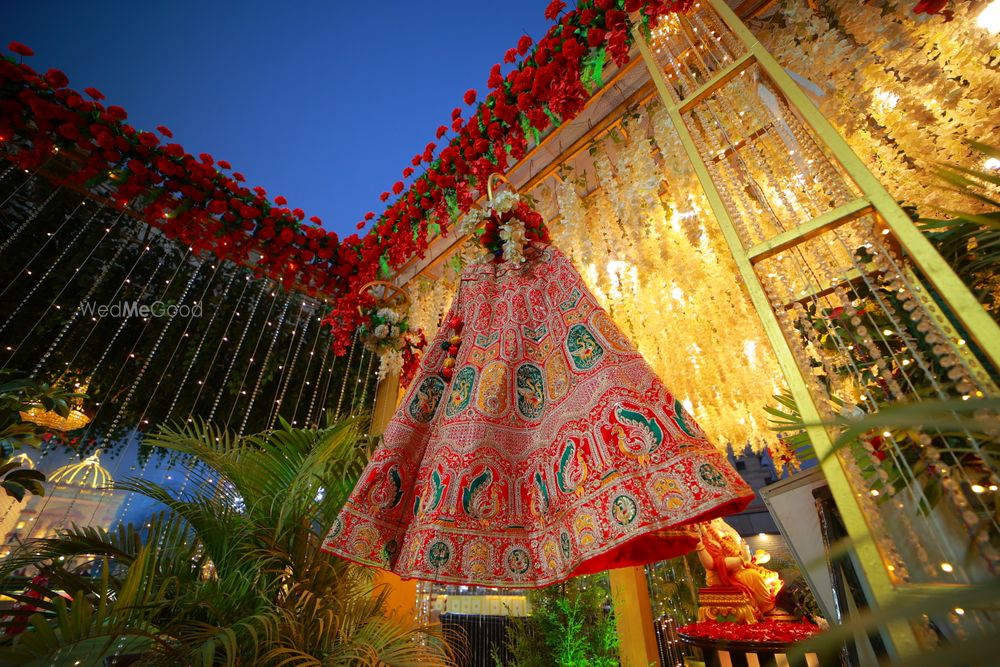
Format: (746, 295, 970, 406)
(494, 574, 618, 667)
(0, 369, 83, 501)
(0, 417, 452, 666)
(920, 140, 1000, 319)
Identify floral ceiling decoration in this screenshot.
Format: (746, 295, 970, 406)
(0, 0, 694, 357)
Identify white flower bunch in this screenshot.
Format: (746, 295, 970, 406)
(376, 307, 401, 323)
(500, 218, 527, 264)
(373, 323, 389, 339)
(457, 207, 486, 235)
(378, 349, 404, 381)
(456, 189, 522, 236)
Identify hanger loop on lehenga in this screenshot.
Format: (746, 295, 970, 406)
(357, 280, 410, 314)
(486, 172, 516, 204)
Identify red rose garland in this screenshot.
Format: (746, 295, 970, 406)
(0, 1, 695, 359)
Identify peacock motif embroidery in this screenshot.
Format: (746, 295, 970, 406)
(414, 466, 447, 517)
(461, 466, 502, 522)
(566, 324, 604, 370)
(601, 403, 666, 466)
(445, 366, 476, 417)
(515, 363, 545, 419)
(366, 464, 403, 510)
(407, 376, 445, 423)
(556, 436, 589, 497)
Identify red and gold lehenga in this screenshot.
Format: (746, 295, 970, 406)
(323, 239, 753, 588)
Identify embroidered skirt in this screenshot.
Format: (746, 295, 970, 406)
(323, 245, 753, 587)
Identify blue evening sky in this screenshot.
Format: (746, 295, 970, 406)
(2, 1, 553, 238)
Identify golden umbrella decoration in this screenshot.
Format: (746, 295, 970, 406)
(18, 406, 90, 432)
(19, 382, 91, 432)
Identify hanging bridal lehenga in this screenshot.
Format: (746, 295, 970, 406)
(323, 178, 752, 587)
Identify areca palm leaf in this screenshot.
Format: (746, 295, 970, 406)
(0, 560, 170, 667)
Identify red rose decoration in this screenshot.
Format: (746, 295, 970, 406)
(517, 35, 533, 55)
(8, 41, 34, 57)
(544, 0, 566, 20)
(156, 124, 173, 137)
(392, 181, 404, 195)
(199, 152, 214, 165)
(356, 221, 365, 230)
(436, 125, 448, 139)
(43, 69, 69, 89)
(504, 47, 518, 64)
(217, 159, 231, 169)
(233, 172, 245, 182)
(403, 167, 414, 178)
(84, 86, 106, 101)
(380, 191, 390, 202)
(364, 211, 375, 220)
(464, 88, 477, 105)
(106, 105, 127, 121)
(275, 195, 287, 206)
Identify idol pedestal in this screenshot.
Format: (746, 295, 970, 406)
(679, 632, 821, 667)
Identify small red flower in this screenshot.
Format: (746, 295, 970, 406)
(356, 221, 365, 230)
(275, 195, 288, 206)
(411, 154, 422, 166)
(292, 208, 305, 220)
(504, 47, 518, 64)
(44, 69, 69, 89)
(403, 167, 414, 178)
(8, 41, 34, 57)
(436, 125, 448, 139)
(85, 87, 106, 101)
(364, 211, 375, 220)
(544, 0, 566, 20)
(106, 105, 127, 121)
(464, 88, 477, 105)
(199, 152, 214, 165)
(217, 159, 231, 170)
(156, 125, 173, 137)
(233, 172, 245, 182)
(310, 215, 322, 224)
(517, 35, 533, 55)
(380, 191, 390, 202)
(392, 181, 404, 195)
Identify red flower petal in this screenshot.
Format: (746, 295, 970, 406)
(463, 88, 477, 105)
(156, 125, 173, 138)
(8, 41, 34, 57)
(85, 87, 106, 101)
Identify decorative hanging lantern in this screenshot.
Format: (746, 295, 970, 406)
(19, 382, 91, 432)
(18, 405, 91, 432)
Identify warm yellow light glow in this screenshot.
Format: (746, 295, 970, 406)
(19, 406, 90, 432)
(872, 88, 900, 110)
(977, 0, 1000, 33)
(870, 489, 880, 496)
(940, 562, 954, 573)
(971, 484, 986, 494)
(985, 157, 1000, 171)
(954, 607, 965, 616)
